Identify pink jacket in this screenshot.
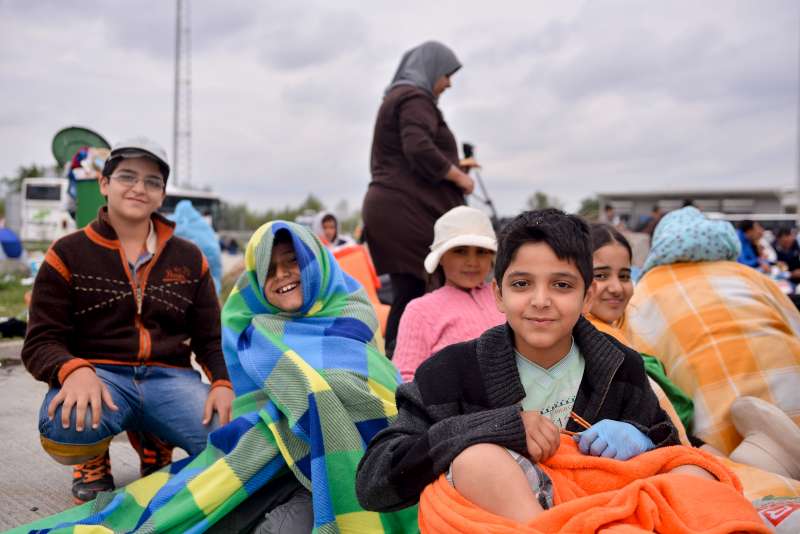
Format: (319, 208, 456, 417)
(393, 283, 506, 382)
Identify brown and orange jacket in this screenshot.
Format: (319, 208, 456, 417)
(22, 207, 231, 388)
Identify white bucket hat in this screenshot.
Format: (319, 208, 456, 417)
(424, 206, 497, 274)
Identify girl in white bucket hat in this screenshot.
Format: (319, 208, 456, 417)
(393, 206, 505, 381)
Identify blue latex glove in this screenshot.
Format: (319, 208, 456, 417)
(574, 419, 655, 460)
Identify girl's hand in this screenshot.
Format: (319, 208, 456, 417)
(520, 410, 560, 463)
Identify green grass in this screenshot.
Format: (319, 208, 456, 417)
(22, 241, 52, 253)
(0, 275, 29, 319)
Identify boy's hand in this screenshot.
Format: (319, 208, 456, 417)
(576, 419, 654, 460)
(47, 367, 118, 431)
(520, 410, 560, 462)
(203, 386, 234, 426)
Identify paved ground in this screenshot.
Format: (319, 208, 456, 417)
(0, 350, 194, 531)
(0, 253, 244, 530)
(0, 357, 139, 530)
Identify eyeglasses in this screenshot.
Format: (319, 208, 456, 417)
(111, 173, 165, 193)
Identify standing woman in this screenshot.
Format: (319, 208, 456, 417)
(363, 40, 475, 355)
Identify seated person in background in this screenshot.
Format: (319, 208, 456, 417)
(774, 227, 800, 282)
(356, 209, 739, 527)
(737, 219, 769, 272)
(624, 206, 800, 480)
(393, 206, 505, 382)
(637, 204, 664, 236)
(601, 204, 619, 226)
(22, 137, 233, 503)
(312, 211, 355, 249)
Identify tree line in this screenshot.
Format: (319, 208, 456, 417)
(2, 163, 600, 230)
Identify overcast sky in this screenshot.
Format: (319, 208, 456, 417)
(1, 0, 797, 216)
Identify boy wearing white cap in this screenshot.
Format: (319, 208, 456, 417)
(392, 206, 505, 381)
(22, 137, 234, 503)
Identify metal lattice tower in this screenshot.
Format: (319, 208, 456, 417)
(172, 0, 192, 187)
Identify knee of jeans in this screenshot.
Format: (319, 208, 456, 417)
(176, 415, 217, 456)
(39, 403, 119, 445)
(40, 434, 113, 465)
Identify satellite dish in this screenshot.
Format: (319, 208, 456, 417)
(51, 126, 110, 168)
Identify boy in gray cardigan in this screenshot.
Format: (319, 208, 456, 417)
(356, 209, 693, 523)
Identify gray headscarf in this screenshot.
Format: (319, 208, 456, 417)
(385, 41, 462, 98)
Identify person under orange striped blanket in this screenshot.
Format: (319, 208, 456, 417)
(623, 207, 800, 479)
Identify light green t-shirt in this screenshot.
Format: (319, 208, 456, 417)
(515, 339, 585, 429)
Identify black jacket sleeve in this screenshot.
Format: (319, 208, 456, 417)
(355, 379, 527, 512)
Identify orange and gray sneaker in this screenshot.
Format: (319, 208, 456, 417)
(72, 450, 114, 504)
(127, 431, 174, 477)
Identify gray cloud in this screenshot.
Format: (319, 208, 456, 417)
(0, 1, 257, 60)
(257, 7, 367, 71)
(0, 0, 797, 216)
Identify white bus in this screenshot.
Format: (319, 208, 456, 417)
(5, 177, 75, 242)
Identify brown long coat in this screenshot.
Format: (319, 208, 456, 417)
(362, 85, 465, 277)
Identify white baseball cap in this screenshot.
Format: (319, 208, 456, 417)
(424, 206, 497, 273)
(106, 136, 170, 181)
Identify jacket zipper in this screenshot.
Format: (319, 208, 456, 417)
(135, 238, 166, 361)
(118, 252, 146, 364)
(118, 232, 166, 364)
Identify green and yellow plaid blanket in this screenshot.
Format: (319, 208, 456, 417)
(12, 221, 417, 533)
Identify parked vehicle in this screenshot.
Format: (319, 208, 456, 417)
(5, 177, 75, 242)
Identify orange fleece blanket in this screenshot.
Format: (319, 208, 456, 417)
(418, 436, 770, 533)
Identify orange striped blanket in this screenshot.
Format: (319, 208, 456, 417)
(588, 309, 800, 499)
(623, 262, 800, 455)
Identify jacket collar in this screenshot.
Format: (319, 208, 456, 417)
(86, 206, 175, 251)
(474, 316, 626, 424)
(474, 323, 526, 408)
(570, 316, 626, 424)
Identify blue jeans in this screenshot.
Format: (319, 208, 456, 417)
(39, 364, 217, 461)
